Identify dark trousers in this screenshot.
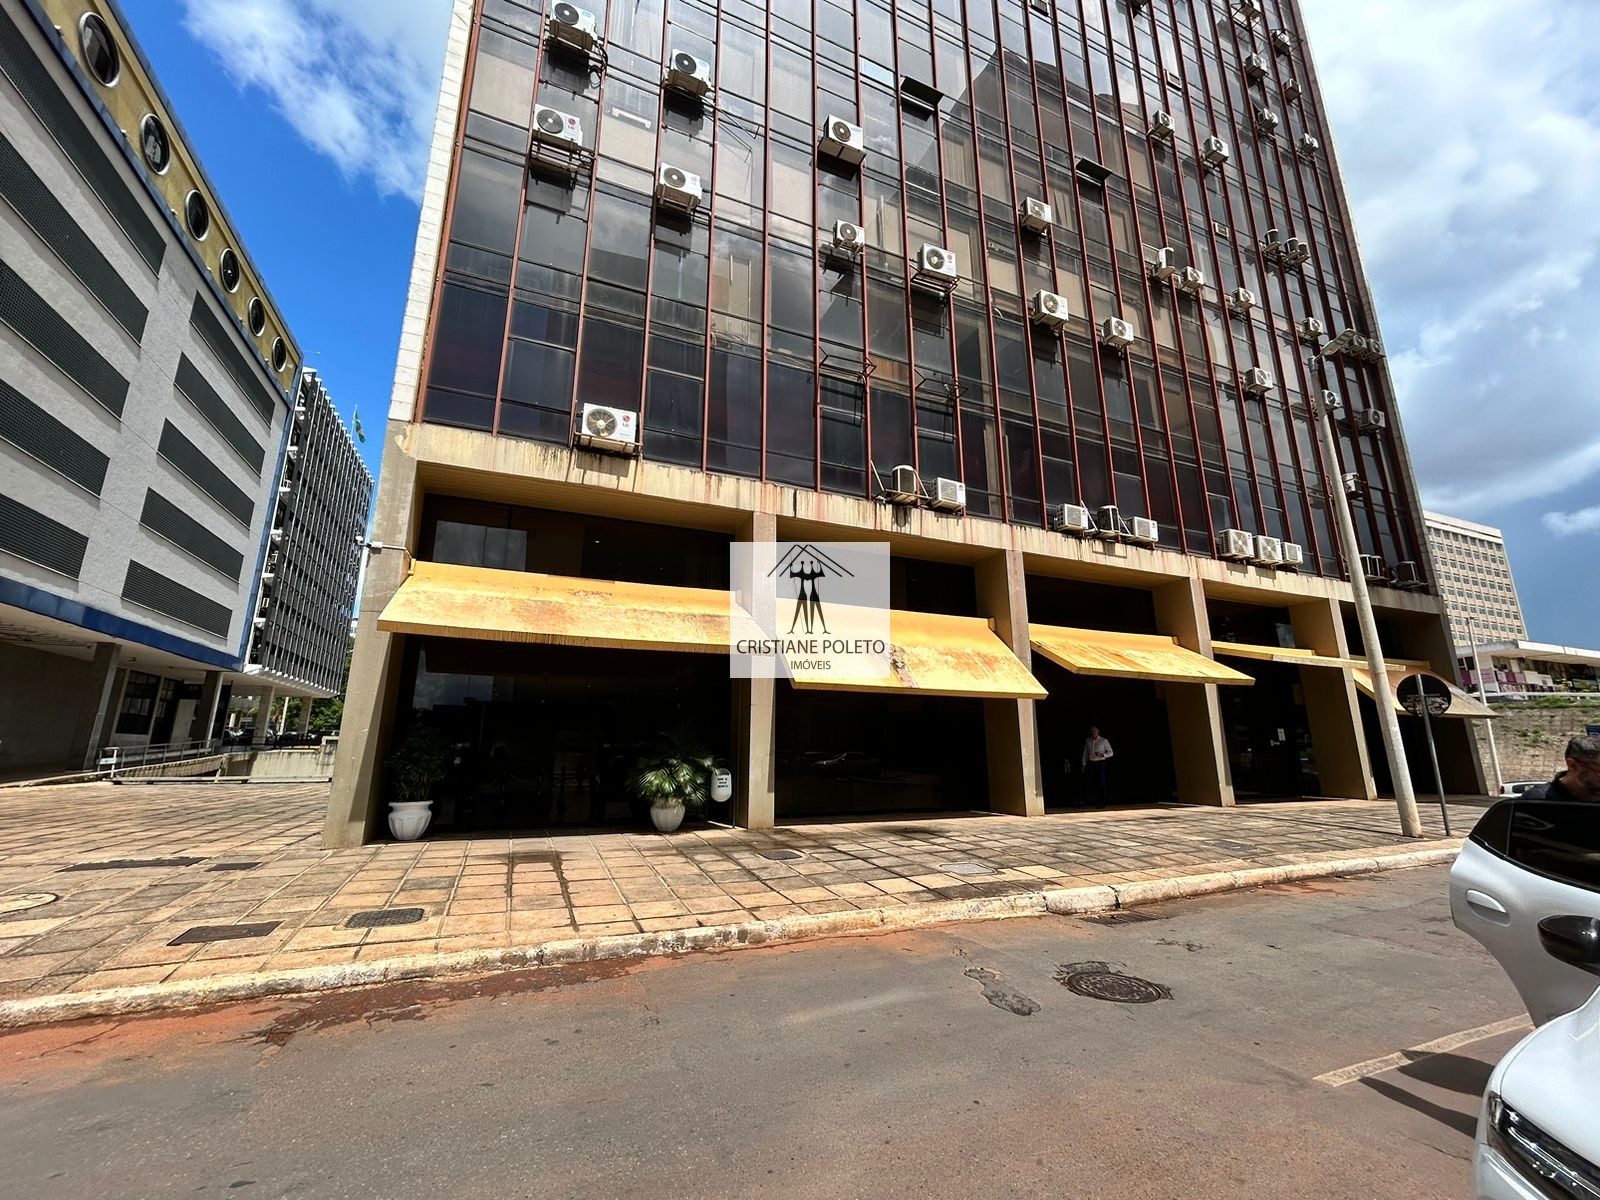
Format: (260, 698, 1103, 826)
(1083, 759, 1110, 806)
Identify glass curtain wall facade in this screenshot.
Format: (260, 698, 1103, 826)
(418, 0, 1423, 580)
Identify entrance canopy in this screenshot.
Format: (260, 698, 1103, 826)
(1211, 641, 1366, 670)
(377, 561, 745, 654)
(786, 609, 1046, 700)
(1030, 625, 1253, 686)
(1351, 661, 1499, 719)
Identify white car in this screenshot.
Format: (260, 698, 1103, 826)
(1496, 781, 1544, 798)
(1450, 797, 1600, 1198)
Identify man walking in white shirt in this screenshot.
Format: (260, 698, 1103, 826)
(1081, 725, 1113, 807)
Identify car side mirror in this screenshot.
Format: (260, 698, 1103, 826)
(1538, 915, 1600, 977)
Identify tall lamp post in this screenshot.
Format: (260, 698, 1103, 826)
(1466, 613, 1504, 794)
(1308, 332, 1424, 837)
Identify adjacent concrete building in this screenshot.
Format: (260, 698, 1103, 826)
(1424, 511, 1527, 650)
(0, 0, 359, 774)
(328, 0, 1481, 844)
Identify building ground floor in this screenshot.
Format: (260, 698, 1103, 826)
(324, 425, 1487, 847)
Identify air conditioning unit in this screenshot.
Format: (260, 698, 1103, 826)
(532, 105, 584, 148)
(1342, 471, 1363, 497)
(548, 1, 599, 53)
(1356, 409, 1388, 433)
(253, 616, 267, 629)
(1319, 389, 1343, 415)
(912, 243, 958, 292)
(1271, 28, 1295, 53)
(1052, 503, 1095, 534)
(665, 49, 712, 97)
(1093, 505, 1122, 539)
(828, 220, 866, 259)
(1176, 265, 1206, 294)
(1218, 528, 1255, 561)
(1394, 561, 1423, 588)
(1360, 554, 1388, 583)
(1366, 337, 1386, 360)
(1201, 136, 1231, 166)
(819, 116, 866, 166)
(1297, 317, 1325, 343)
(931, 477, 966, 512)
(1233, 0, 1264, 24)
(887, 464, 919, 504)
(654, 163, 702, 213)
(1164, 68, 1184, 90)
(278, 482, 292, 498)
(1029, 289, 1070, 330)
(1099, 317, 1135, 349)
(1254, 108, 1280, 135)
(1227, 287, 1256, 314)
(260, 570, 276, 585)
(1252, 535, 1283, 566)
(1280, 542, 1304, 570)
(1148, 110, 1176, 141)
(1128, 517, 1159, 545)
(1241, 367, 1274, 395)
(1244, 53, 1269, 80)
(575, 403, 639, 453)
(1019, 196, 1054, 232)
(286, 444, 299, 461)
(1280, 237, 1310, 266)
(1147, 247, 1177, 281)
(1283, 77, 1303, 101)
(1260, 227, 1283, 255)
(1296, 134, 1320, 158)
(269, 528, 283, 545)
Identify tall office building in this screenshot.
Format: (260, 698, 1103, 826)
(1423, 511, 1527, 649)
(0, 0, 359, 773)
(328, 0, 1479, 844)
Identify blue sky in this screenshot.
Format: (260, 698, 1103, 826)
(118, 0, 1598, 646)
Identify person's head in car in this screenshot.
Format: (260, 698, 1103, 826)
(1556, 735, 1600, 801)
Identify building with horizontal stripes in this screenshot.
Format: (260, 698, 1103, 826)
(327, 0, 1483, 845)
(0, 0, 359, 774)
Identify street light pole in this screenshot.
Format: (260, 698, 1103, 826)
(1466, 614, 1504, 794)
(1308, 336, 1423, 837)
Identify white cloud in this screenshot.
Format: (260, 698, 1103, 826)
(1299, 0, 1600, 519)
(178, 0, 452, 200)
(1543, 504, 1600, 537)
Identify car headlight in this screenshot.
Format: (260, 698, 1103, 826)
(1487, 1091, 1600, 1200)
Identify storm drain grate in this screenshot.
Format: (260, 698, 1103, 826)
(1081, 909, 1168, 926)
(61, 857, 205, 872)
(1055, 961, 1171, 1004)
(0, 892, 58, 916)
(207, 862, 262, 872)
(758, 849, 806, 862)
(939, 862, 996, 876)
(168, 920, 281, 946)
(346, 907, 425, 929)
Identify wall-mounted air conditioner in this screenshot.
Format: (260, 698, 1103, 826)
(1252, 535, 1283, 566)
(1255, 108, 1280, 135)
(1241, 367, 1274, 395)
(1148, 246, 1177, 280)
(1342, 471, 1363, 496)
(1271, 28, 1294, 53)
(931, 478, 966, 512)
(887, 464, 919, 505)
(575, 403, 639, 454)
(1296, 317, 1325, 343)
(1244, 53, 1269, 80)
(1128, 517, 1159, 545)
(1227, 287, 1256, 314)
(548, 2, 599, 53)
(532, 105, 584, 149)
(911, 243, 958, 292)
(1360, 553, 1388, 582)
(654, 163, 702, 213)
(819, 116, 866, 165)
(1099, 317, 1135, 349)
(1029, 290, 1070, 330)
(1394, 561, 1426, 588)
(1052, 503, 1094, 534)
(1020, 196, 1053, 232)
(1296, 134, 1320, 158)
(1218, 528, 1255, 561)
(665, 49, 712, 97)
(1177, 266, 1206, 294)
(827, 220, 865, 260)
(1093, 505, 1122, 539)
(1280, 542, 1304, 570)
(1356, 409, 1388, 433)
(1148, 110, 1176, 141)
(1201, 136, 1231, 167)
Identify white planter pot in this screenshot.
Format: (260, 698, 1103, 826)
(710, 770, 733, 805)
(650, 802, 685, 833)
(388, 800, 433, 841)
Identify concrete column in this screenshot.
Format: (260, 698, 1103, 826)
(975, 547, 1043, 817)
(1152, 578, 1234, 807)
(731, 511, 777, 829)
(297, 698, 314, 738)
(1290, 597, 1375, 800)
(188, 671, 225, 747)
(251, 689, 277, 747)
(72, 643, 122, 770)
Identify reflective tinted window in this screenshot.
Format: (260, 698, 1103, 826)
(139, 114, 170, 173)
(1502, 801, 1600, 892)
(79, 14, 120, 85)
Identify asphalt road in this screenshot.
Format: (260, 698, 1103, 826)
(0, 864, 1527, 1199)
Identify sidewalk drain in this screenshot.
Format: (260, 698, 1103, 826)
(346, 907, 424, 929)
(1055, 961, 1171, 1004)
(759, 849, 805, 862)
(1082, 910, 1168, 925)
(169, 920, 282, 946)
(0, 892, 58, 916)
(61, 857, 206, 872)
(939, 862, 996, 876)
(208, 862, 262, 872)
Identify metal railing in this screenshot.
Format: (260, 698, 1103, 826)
(96, 739, 219, 777)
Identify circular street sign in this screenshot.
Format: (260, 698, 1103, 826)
(1398, 672, 1451, 717)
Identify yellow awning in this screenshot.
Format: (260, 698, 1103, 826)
(1030, 625, 1253, 686)
(1212, 641, 1366, 670)
(377, 560, 744, 653)
(786, 609, 1047, 699)
(1351, 661, 1500, 719)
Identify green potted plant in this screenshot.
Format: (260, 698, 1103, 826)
(629, 731, 715, 833)
(384, 721, 451, 840)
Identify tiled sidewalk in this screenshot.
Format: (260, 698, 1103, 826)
(0, 781, 1464, 1002)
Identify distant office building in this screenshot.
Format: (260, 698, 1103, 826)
(0, 0, 315, 773)
(243, 369, 372, 715)
(1423, 511, 1527, 649)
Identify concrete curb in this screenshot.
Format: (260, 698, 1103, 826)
(0, 841, 1459, 1030)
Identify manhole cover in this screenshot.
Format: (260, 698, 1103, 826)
(207, 862, 262, 872)
(61, 857, 205, 872)
(347, 907, 425, 929)
(1055, 961, 1171, 1004)
(0, 892, 58, 916)
(169, 921, 281, 946)
(939, 862, 996, 876)
(759, 849, 805, 862)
